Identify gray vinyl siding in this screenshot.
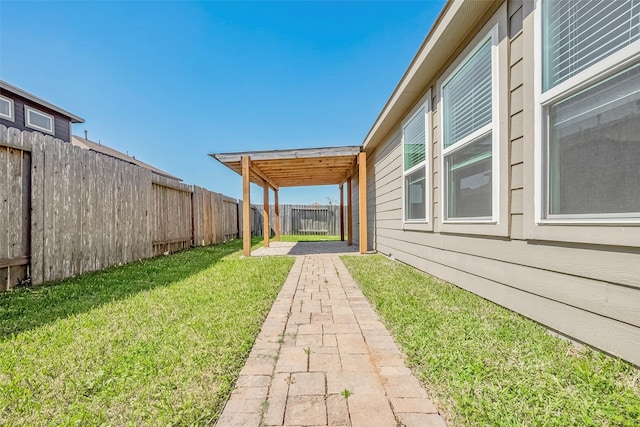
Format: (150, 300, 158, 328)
(510, 8, 525, 239)
(363, 0, 640, 366)
(369, 131, 640, 365)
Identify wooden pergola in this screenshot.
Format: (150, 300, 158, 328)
(211, 146, 367, 256)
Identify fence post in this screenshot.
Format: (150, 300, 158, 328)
(190, 188, 195, 248)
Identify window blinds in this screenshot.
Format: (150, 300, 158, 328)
(543, 0, 640, 91)
(443, 38, 492, 149)
(403, 107, 426, 171)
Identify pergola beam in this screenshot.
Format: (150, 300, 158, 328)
(274, 190, 280, 241)
(340, 158, 358, 184)
(358, 152, 367, 254)
(242, 156, 251, 257)
(213, 146, 361, 163)
(264, 180, 345, 187)
(339, 184, 344, 241)
(251, 163, 279, 191)
(347, 179, 353, 246)
(263, 185, 270, 248)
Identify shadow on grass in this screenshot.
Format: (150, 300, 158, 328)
(0, 238, 260, 339)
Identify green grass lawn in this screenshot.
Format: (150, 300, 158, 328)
(0, 239, 294, 425)
(278, 234, 341, 242)
(342, 255, 640, 427)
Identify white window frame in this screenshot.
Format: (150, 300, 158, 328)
(402, 90, 431, 224)
(440, 24, 500, 224)
(25, 105, 55, 134)
(534, 0, 640, 225)
(0, 95, 14, 122)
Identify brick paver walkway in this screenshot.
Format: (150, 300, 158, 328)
(216, 249, 446, 427)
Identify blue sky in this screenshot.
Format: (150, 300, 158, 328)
(1, 0, 445, 204)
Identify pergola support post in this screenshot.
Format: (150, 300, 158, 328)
(347, 178, 353, 246)
(358, 152, 367, 254)
(242, 156, 251, 257)
(274, 190, 280, 241)
(263, 185, 270, 247)
(339, 184, 344, 241)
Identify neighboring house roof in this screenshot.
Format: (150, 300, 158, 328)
(362, 0, 497, 152)
(72, 135, 182, 181)
(0, 80, 85, 123)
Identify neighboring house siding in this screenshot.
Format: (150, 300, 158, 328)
(363, 1, 640, 366)
(0, 93, 71, 142)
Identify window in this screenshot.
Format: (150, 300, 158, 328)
(542, 0, 640, 91)
(25, 106, 54, 134)
(0, 95, 14, 121)
(403, 94, 429, 222)
(540, 0, 640, 220)
(442, 28, 498, 222)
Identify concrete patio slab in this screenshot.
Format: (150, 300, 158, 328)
(251, 241, 359, 257)
(215, 251, 446, 427)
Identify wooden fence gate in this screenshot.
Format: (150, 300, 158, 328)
(0, 135, 31, 290)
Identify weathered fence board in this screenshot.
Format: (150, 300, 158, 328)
(151, 178, 193, 256)
(223, 196, 239, 241)
(192, 186, 237, 246)
(0, 128, 31, 290)
(0, 142, 8, 289)
(29, 131, 45, 285)
(192, 186, 212, 246)
(0, 143, 8, 289)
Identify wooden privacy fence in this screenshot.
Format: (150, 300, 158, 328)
(0, 127, 30, 291)
(0, 125, 240, 290)
(250, 204, 344, 236)
(152, 177, 192, 256)
(192, 185, 239, 247)
(30, 132, 153, 285)
(286, 205, 342, 235)
(1, 125, 345, 291)
(152, 181, 240, 256)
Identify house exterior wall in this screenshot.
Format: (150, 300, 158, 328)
(0, 91, 71, 142)
(362, 0, 640, 366)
